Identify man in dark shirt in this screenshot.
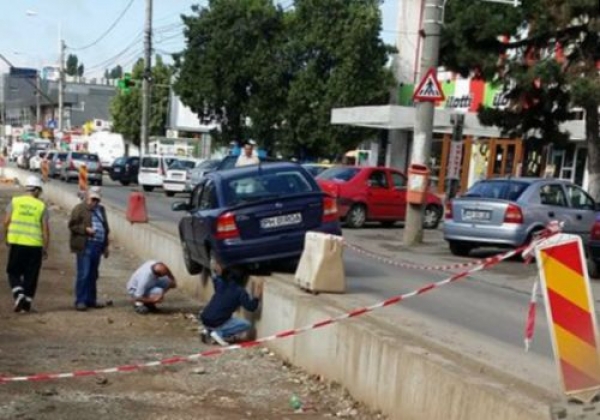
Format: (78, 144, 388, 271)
(199, 261, 262, 346)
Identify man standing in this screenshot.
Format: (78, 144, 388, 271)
(68, 186, 110, 311)
(3, 175, 50, 312)
(235, 142, 260, 167)
(126, 261, 177, 314)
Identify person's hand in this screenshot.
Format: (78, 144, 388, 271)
(85, 227, 96, 236)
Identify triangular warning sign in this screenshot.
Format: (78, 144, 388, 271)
(413, 68, 445, 102)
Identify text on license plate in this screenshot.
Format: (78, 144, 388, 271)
(463, 210, 491, 221)
(260, 213, 302, 229)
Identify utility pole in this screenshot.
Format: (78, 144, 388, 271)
(35, 73, 41, 125)
(141, 0, 153, 154)
(58, 28, 65, 132)
(403, 0, 445, 246)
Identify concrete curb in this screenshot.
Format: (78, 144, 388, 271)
(6, 168, 550, 420)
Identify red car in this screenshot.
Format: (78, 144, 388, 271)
(316, 166, 443, 229)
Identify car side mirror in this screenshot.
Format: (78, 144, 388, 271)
(171, 202, 191, 212)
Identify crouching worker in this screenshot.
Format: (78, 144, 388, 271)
(126, 260, 177, 314)
(200, 260, 262, 346)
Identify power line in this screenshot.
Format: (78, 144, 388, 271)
(70, 0, 137, 51)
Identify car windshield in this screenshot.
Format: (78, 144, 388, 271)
(169, 160, 197, 170)
(72, 153, 99, 162)
(463, 180, 529, 201)
(224, 170, 315, 206)
(318, 167, 360, 182)
(304, 165, 329, 177)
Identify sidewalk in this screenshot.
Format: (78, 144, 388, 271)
(0, 185, 384, 420)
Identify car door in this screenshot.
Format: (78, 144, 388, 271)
(564, 184, 597, 243)
(365, 169, 394, 219)
(193, 180, 219, 265)
(538, 183, 571, 227)
(389, 170, 408, 220)
(182, 182, 204, 261)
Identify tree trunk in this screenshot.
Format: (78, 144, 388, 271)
(585, 104, 600, 200)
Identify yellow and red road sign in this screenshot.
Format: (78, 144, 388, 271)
(536, 234, 600, 402)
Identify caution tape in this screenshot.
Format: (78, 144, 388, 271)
(0, 233, 548, 384)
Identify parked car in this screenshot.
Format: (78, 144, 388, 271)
(49, 152, 68, 178)
(188, 155, 281, 189)
(163, 158, 204, 197)
(302, 163, 333, 178)
(60, 151, 103, 185)
(187, 159, 221, 190)
(443, 178, 599, 256)
(172, 162, 342, 273)
(109, 156, 140, 186)
(137, 154, 178, 192)
(28, 150, 47, 172)
(588, 216, 600, 278)
(316, 166, 443, 229)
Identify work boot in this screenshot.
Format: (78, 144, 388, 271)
(13, 294, 25, 313)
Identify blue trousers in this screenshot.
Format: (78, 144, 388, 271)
(212, 317, 251, 339)
(75, 241, 104, 306)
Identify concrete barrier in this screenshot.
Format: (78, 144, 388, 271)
(6, 167, 551, 420)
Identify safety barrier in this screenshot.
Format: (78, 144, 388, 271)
(41, 159, 50, 183)
(78, 164, 88, 192)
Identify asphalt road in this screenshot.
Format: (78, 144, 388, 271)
(45, 173, 592, 395)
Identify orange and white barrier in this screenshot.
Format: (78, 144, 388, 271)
(41, 159, 50, 183)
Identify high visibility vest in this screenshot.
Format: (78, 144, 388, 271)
(6, 195, 45, 247)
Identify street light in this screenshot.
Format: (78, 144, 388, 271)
(25, 10, 65, 132)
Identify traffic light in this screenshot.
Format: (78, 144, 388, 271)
(117, 73, 136, 94)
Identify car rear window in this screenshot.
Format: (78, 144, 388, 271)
(464, 180, 529, 201)
(224, 170, 315, 206)
(170, 160, 197, 170)
(141, 157, 159, 168)
(57, 153, 68, 160)
(318, 167, 360, 182)
(72, 152, 99, 161)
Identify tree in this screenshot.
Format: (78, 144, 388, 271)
(173, 0, 394, 157)
(66, 54, 79, 76)
(104, 69, 110, 80)
(109, 56, 172, 146)
(77, 64, 84, 77)
(440, 0, 600, 198)
(109, 65, 123, 80)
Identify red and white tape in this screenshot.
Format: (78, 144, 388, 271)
(0, 237, 540, 384)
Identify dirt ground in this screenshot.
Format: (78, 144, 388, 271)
(0, 185, 385, 420)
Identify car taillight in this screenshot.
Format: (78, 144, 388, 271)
(444, 201, 453, 219)
(322, 196, 338, 223)
(504, 203, 523, 224)
(591, 220, 600, 241)
(216, 212, 240, 240)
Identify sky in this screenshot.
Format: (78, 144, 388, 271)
(0, 0, 398, 79)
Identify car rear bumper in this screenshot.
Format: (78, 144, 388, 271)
(443, 221, 529, 247)
(163, 180, 188, 192)
(64, 170, 102, 181)
(214, 223, 343, 266)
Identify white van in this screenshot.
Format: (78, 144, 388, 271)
(87, 132, 125, 168)
(137, 155, 178, 192)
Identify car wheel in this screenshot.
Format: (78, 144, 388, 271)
(165, 191, 175, 197)
(120, 180, 130, 186)
(449, 240, 473, 257)
(142, 185, 154, 192)
(423, 205, 442, 229)
(182, 241, 202, 275)
(345, 204, 367, 228)
(588, 258, 599, 279)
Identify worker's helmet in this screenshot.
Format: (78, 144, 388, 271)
(25, 175, 43, 191)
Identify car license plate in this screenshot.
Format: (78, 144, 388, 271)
(260, 213, 302, 229)
(463, 210, 491, 221)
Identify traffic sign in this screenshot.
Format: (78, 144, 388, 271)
(535, 234, 600, 402)
(413, 68, 445, 102)
(47, 119, 57, 129)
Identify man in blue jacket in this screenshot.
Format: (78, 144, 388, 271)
(199, 260, 262, 346)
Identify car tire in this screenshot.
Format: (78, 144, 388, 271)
(588, 258, 599, 279)
(142, 185, 154, 192)
(449, 240, 473, 257)
(182, 241, 202, 275)
(120, 180, 130, 186)
(345, 204, 367, 228)
(423, 205, 442, 229)
(165, 191, 175, 197)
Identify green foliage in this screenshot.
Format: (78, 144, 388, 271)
(173, 0, 393, 157)
(77, 64, 84, 77)
(66, 54, 80, 76)
(441, 0, 600, 197)
(109, 56, 172, 146)
(109, 65, 123, 80)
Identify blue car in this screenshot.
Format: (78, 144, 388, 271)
(172, 162, 342, 273)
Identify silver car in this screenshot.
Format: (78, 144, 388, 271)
(60, 151, 103, 186)
(443, 178, 599, 256)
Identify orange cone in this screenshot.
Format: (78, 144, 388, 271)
(126, 192, 148, 223)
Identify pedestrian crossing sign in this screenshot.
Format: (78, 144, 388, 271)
(413, 68, 445, 102)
